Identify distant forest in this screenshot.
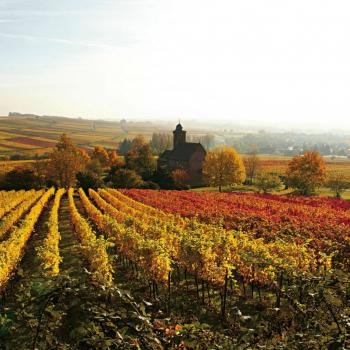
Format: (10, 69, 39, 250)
(143, 131, 350, 157)
(224, 130, 350, 156)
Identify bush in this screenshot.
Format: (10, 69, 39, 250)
(76, 172, 104, 191)
(256, 172, 282, 194)
(0, 169, 40, 190)
(172, 168, 190, 189)
(109, 169, 144, 188)
(326, 171, 350, 198)
(149, 170, 175, 189)
(139, 181, 160, 190)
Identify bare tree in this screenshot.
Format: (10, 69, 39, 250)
(244, 151, 261, 185)
(326, 171, 350, 198)
(150, 133, 172, 155)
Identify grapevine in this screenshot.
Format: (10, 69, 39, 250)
(67, 188, 113, 287)
(0, 188, 54, 291)
(37, 188, 65, 276)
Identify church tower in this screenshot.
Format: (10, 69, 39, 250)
(173, 123, 186, 149)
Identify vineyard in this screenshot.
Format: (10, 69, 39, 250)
(0, 188, 349, 349)
(258, 156, 350, 182)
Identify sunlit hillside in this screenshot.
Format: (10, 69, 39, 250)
(0, 115, 177, 156)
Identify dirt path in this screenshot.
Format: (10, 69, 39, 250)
(57, 194, 86, 280)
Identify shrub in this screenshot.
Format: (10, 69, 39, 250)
(109, 169, 144, 188)
(256, 172, 282, 194)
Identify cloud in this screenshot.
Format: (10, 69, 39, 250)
(0, 32, 119, 50)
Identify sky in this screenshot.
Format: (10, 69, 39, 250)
(0, 0, 350, 129)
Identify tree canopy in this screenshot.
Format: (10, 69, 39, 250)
(125, 136, 155, 179)
(109, 168, 144, 188)
(286, 150, 326, 195)
(203, 146, 245, 191)
(48, 134, 87, 188)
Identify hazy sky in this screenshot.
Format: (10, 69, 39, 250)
(0, 0, 350, 128)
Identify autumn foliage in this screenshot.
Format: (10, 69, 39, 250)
(48, 134, 87, 188)
(203, 146, 246, 191)
(286, 151, 326, 195)
(122, 189, 350, 263)
(92, 146, 110, 167)
(0, 187, 348, 348)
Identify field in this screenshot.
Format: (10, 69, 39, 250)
(193, 155, 350, 199)
(0, 188, 349, 349)
(257, 154, 350, 181)
(0, 159, 38, 173)
(0, 115, 175, 156)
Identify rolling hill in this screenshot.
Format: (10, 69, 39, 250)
(0, 114, 171, 156)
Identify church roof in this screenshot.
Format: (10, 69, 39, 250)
(160, 142, 206, 161)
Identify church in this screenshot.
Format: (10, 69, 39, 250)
(157, 123, 206, 186)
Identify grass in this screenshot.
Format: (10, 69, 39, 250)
(192, 185, 350, 200)
(193, 184, 350, 200)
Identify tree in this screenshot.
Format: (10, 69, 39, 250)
(108, 150, 124, 167)
(118, 138, 132, 155)
(151, 169, 174, 190)
(76, 172, 104, 191)
(130, 136, 146, 152)
(79, 149, 91, 163)
(244, 151, 261, 184)
(256, 172, 282, 194)
(78, 158, 105, 189)
(86, 159, 104, 178)
(286, 151, 326, 195)
(48, 134, 87, 188)
(172, 168, 190, 189)
(187, 134, 215, 150)
(0, 169, 40, 190)
(31, 154, 49, 187)
(150, 133, 172, 155)
(203, 146, 245, 192)
(326, 171, 350, 198)
(109, 169, 144, 188)
(201, 134, 215, 150)
(125, 136, 155, 179)
(92, 146, 109, 167)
